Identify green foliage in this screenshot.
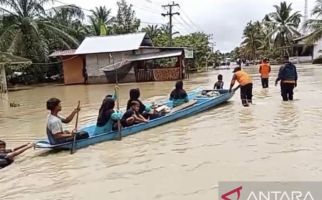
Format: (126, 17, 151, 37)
(238, 1, 301, 60)
(141, 25, 162, 42)
(304, 0, 322, 45)
(0, 0, 82, 83)
(112, 0, 140, 34)
(88, 6, 112, 36)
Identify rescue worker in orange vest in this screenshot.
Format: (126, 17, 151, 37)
(259, 58, 271, 88)
(229, 67, 253, 107)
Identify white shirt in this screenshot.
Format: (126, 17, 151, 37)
(47, 114, 63, 135)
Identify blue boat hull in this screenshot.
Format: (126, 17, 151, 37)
(35, 89, 235, 150)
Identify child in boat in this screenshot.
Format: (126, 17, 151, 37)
(0, 140, 34, 169)
(121, 101, 148, 127)
(169, 80, 189, 107)
(214, 74, 224, 90)
(46, 98, 89, 145)
(126, 88, 161, 120)
(94, 96, 122, 135)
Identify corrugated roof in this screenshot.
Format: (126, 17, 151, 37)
(75, 32, 150, 55)
(128, 50, 183, 61)
(49, 49, 77, 57)
(100, 50, 183, 71)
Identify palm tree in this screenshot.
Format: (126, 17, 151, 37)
(0, 0, 78, 62)
(304, 0, 322, 44)
(241, 21, 262, 60)
(141, 25, 161, 41)
(88, 6, 112, 36)
(47, 5, 90, 42)
(48, 4, 84, 26)
(265, 1, 302, 55)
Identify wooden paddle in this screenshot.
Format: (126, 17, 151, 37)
(70, 101, 80, 154)
(115, 85, 122, 141)
(113, 55, 123, 141)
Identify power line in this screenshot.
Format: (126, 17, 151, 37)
(141, 21, 166, 25)
(178, 6, 203, 32)
(161, 1, 180, 46)
(177, 15, 197, 32)
(132, 4, 163, 16)
(173, 16, 192, 34)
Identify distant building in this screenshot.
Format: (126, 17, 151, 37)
(290, 35, 322, 63)
(50, 32, 187, 85)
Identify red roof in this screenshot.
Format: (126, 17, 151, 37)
(49, 49, 77, 57)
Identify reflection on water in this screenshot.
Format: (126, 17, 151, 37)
(1, 64, 322, 200)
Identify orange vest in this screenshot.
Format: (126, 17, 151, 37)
(235, 70, 252, 86)
(259, 63, 271, 78)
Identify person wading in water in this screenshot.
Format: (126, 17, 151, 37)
(229, 67, 253, 107)
(259, 58, 271, 88)
(0, 140, 34, 169)
(275, 55, 298, 101)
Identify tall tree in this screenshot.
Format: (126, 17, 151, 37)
(112, 0, 140, 34)
(173, 32, 211, 69)
(265, 1, 301, 55)
(241, 21, 262, 60)
(0, 0, 78, 62)
(141, 25, 161, 41)
(47, 5, 88, 46)
(88, 6, 112, 36)
(304, 0, 322, 44)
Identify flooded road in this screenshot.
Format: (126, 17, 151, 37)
(1, 64, 322, 200)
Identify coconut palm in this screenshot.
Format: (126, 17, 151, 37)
(241, 21, 262, 60)
(264, 1, 302, 55)
(88, 6, 112, 36)
(47, 5, 90, 42)
(141, 25, 161, 41)
(304, 0, 322, 44)
(0, 0, 79, 62)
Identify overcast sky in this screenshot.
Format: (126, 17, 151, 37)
(51, 0, 312, 52)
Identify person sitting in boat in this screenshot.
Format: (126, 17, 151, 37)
(46, 98, 89, 145)
(169, 80, 189, 107)
(94, 96, 122, 135)
(126, 88, 161, 120)
(122, 101, 148, 127)
(0, 140, 34, 169)
(214, 74, 224, 90)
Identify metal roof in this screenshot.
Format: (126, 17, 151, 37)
(100, 50, 183, 71)
(49, 49, 77, 57)
(75, 32, 151, 55)
(128, 50, 183, 61)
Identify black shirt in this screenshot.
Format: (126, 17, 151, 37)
(0, 153, 13, 169)
(126, 99, 146, 114)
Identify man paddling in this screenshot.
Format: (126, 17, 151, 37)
(0, 140, 34, 169)
(229, 67, 253, 107)
(46, 98, 88, 145)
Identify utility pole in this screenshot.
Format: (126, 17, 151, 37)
(162, 1, 180, 46)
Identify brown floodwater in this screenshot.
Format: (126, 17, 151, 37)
(1, 64, 322, 200)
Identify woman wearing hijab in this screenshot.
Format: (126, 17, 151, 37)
(169, 80, 189, 107)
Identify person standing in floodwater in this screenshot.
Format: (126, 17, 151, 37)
(229, 67, 253, 107)
(275, 55, 298, 101)
(259, 58, 271, 88)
